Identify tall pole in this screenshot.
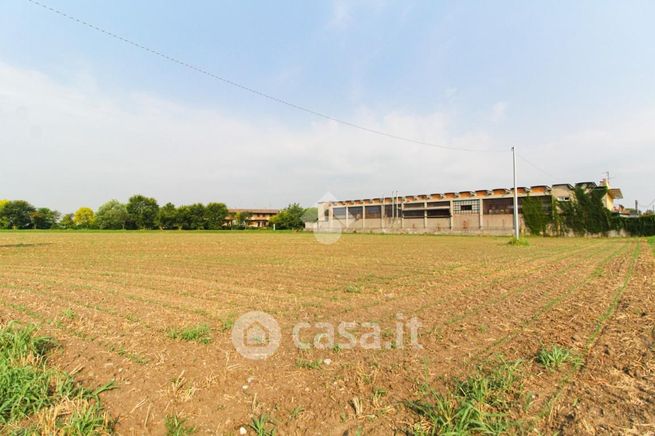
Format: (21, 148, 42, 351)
(512, 146, 520, 239)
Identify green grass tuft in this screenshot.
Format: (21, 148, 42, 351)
(536, 345, 582, 370)
(345, 284, 361, 293)
(62, 308, 75, 320)
(508, 237, 530, 246)
(250, 414, 276, 436)
(406, 358, 525, 435)
(0, 323, 54, 363)
(220, 314, 236, 332)
(166, 325, 212, 344)
(165, 414, 196, 435)
(296, 358, 323, 370)
(0, 322, 113, 433)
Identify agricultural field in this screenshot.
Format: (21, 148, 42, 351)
(1, 232, 654, 434)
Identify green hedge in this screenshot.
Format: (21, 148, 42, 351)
(618, 215, 655, 236)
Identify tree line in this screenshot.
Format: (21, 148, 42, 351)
(0, 196, 315, 230)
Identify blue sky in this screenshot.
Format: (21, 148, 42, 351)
(1, 0, 654, 211)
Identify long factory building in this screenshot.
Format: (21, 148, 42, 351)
(316, 180, 623, 235)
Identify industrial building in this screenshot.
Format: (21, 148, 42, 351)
(316, 180, 623, 235)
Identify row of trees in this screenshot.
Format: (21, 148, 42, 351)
(0, 196, 315, 230)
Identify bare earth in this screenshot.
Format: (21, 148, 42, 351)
(1, 232, 653, 434)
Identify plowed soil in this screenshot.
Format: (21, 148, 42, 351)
(1, 232, 653, 434)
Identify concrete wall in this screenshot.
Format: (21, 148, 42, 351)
(316, 212, 524, 235)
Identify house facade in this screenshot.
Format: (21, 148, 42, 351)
(226, 209, 280, 228)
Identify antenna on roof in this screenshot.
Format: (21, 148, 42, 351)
(603, 171, 612, 186)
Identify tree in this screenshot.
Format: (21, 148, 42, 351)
(232, 211, 252, 229)
(157, 202, 178, 230)
(302, 207, 318, 223)
(0, 200, 36, 229)
(126, 195, 159, 229)
(0, 199, 9, 228)
(176, 204, 207, 230)
(59, 213, 75, 229)
(270, 203, 307, 230)
(73, 207, 95, 229)
(96, 200, 129, 229)
(31, 208, 60, 229)
(205, 202, 228, 230)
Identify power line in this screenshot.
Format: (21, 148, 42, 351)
(517, 153, 557, 180)
(25, 0, 505, 154)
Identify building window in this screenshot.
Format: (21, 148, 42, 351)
(333, 207, 347, 218)
(402, 209, 424, 218)
(384, 204, 401, 218)
(453, 200, 479, 214)
(427, 209, 450, 217)
(348, 206, 363, 219)
(427, 201, 450, 208)
(483, 198, 519, 215)
(365, 205, 381, 218)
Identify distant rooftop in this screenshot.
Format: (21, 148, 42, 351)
(228, 208, 280, 214)
(322, 181, 622, 204)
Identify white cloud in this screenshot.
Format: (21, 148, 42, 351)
(0, 63, 510, 211)
(0, 62, 652, 212)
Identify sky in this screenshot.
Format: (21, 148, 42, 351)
(0, 0, 654, 212)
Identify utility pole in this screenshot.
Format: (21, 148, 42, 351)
(393, 191, 397, 222)
(512, 146, 520, 239)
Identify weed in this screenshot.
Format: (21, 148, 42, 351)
(0, 322, 54, 363)
(167, 325, 212, 344)
(165, 414, 196, 435)
(508, 237, 530, 246)
(220, 314, 236, 332)
(373, 387, 388, 400)
(536, 345, 582, 370)
(61, 401, 110, 435)
(345, 284, 361, 293)
(62, 308, 75, 320)
(296, 358, 323, 370)
(250, 414, 276, 436)
(406, 358, 525, 435)
(0, 322, 112, 433)
(111, 344, 149, 365)
(290, 406, 304, 419)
